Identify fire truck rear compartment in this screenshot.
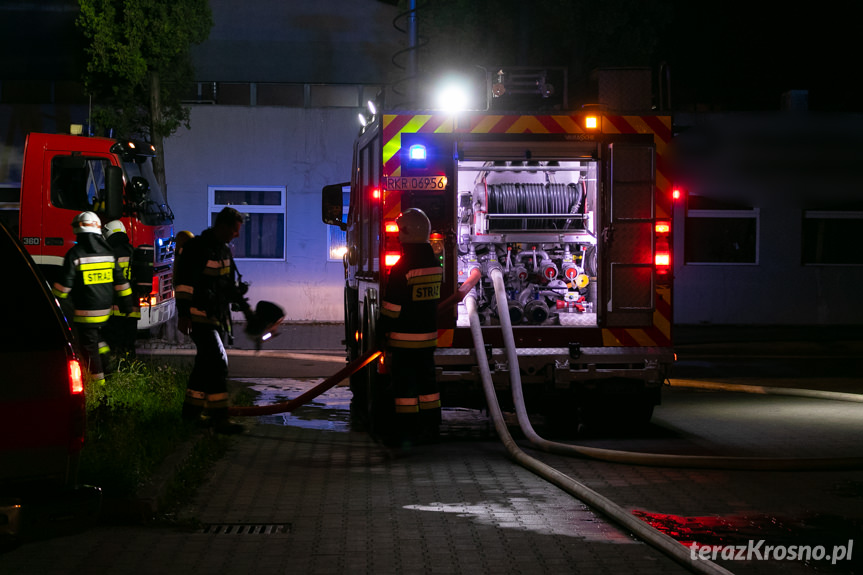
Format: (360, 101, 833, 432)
(455, 158, 599, 328)
(439, 152, 665, 429)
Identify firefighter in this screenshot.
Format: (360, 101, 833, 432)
(102, 220, 153, 359)
(380, 208, 443, 447)
(159, 230, 194, 345)
(175, 208, 245, 434)
(52, 211, 134, 385)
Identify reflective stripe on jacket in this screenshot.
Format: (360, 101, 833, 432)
(381, 243, 442, 350)
(174, 228, 237, 328)
(106, 233, 142, 318)
(52, 234, 133, 324)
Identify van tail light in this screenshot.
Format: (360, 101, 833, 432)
(69, 358, 84, 394)
(69, 356, 86, 452)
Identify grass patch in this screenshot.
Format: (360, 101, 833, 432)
(157, 432, 229, 520)
(79, 360, 196, 497)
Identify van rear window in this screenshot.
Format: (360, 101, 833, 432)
(0, 225, 68, 352)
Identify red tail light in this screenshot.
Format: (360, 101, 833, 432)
(69, 358, 84, 394)
(385, 252, 401, 267)
(655, 219, 672, 274)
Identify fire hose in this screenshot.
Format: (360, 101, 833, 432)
(464, 288, 733, 575)
(229, 264, 863, 469)
(226, 349, 381, 416)
(226, 268, 483, 417)
(483, 265, 863, 471)
(222, 264, 859, 573)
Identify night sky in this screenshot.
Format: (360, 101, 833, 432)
(0, 1, 859, 112)
(662, 3, 859, 112)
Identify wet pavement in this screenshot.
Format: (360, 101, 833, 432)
(3, 323, 863, 574)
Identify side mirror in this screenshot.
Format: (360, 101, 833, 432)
(321, 182, 349, 231)
(104, 166, 124, 221)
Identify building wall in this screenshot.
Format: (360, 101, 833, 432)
(193, 0, 400, 84)
(164, 105, 358, 321)
(671, 112, 863, 325)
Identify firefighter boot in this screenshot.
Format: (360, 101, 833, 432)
(181, 401, 204, 423)
(389, 413, 421, 449)
(418, 409, 441, 444)
(209, 407, 245, 435)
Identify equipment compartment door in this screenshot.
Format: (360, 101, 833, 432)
(600, 138, 655, 327)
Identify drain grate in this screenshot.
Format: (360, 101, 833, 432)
(200, 523, 291, 535)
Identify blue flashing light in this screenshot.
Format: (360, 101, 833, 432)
(409, 144, 427, 162)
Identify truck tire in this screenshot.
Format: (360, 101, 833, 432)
(345, 286, 366, 429)
(362, 295, 394, 439)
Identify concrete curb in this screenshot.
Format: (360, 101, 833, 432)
(669, 378, 863, 402)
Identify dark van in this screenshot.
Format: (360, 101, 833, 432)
(0, 220, 100, 539)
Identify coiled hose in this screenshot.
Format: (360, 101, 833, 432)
(487, 183, 582, 230)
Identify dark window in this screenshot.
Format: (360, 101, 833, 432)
(217, 83, 251, 105)
(685, 208, 759, 264)
(309, 84, 359, 108)
(50, 156, 110, 213)
(802, 211, 863, 265)
(257, 84, 305, 107)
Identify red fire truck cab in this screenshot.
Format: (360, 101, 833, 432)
(17, 133, 175, 329)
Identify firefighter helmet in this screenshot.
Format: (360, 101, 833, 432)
(72, 211, 102, 235)
(396, 208, 431, 244)
(102, 219, 126, 239)
(176, 230, 194, 244)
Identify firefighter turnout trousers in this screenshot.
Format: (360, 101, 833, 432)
(73, 325, 110, 386)
(380, 242, 443, 440)
(182, 325, 230, 422)
(391, 347, 441, 437)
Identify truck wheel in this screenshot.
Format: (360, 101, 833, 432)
(345, 287, 367, 429)
(362, 296, 393, 439)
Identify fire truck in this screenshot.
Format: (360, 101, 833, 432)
(323, 99, 674, 433)
(17, 132, 176, 329)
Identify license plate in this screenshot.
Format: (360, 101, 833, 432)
(384, 176, 447, 191)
